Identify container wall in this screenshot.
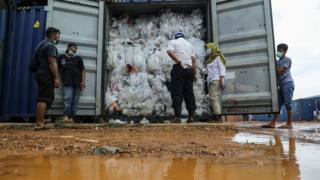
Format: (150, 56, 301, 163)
(278, 100, 299, 121)
(252, 114, 273, 121)
(0, 8, 8, 103)
(46, 0, 105, 116)
(298, 97, 320, 121)
(0, 7, 46, 118)
(253, 96, 320, 121)
(212, 0, 278, 114)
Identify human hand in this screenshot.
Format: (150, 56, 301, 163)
(54, 78, 61, 88)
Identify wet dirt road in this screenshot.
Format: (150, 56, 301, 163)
(0, 122, 320, 180)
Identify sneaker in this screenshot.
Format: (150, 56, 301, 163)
(63, 116, 69, 123)
(63, 116, 74, 124)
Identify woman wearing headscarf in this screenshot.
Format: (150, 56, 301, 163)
(205, 43, 227, 121)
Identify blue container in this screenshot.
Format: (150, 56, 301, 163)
(252, 114, 273, 121)
(278, 100, 299, 121)
(0, 7, 46, 119)
(132, 0, 149, 2)
(0, 8, 8, 104)
(297, 96, 320, 120)
(253, 100, 299, 121)
(0, 9, 8, 42)
(253, 96, 320, 122)
(106, 0, 130, 3)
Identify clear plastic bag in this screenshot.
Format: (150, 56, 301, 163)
(106, 9, 210, 117)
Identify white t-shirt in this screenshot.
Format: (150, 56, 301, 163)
(167, 38, 196, 67)
(206, 56, 226, 83)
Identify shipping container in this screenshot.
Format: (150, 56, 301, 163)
(253, 96, 320, 122)
(45, 0, 105, 116)
(278, 100, 299, 121)
(45, 0, 278, 117)
(0, 8, 8, 103)
(296, 96, 320, 121)
(0, 7, 46, 119)
(213, 0, 278, 114)
(2, 0, 278, 119)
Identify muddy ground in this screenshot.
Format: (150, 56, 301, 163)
(0, 123, 279, 160)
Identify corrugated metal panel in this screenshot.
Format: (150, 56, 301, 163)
(253, 114, 273, 121)
(0, 7, 46, 118)
(297, 97, 320, 120)
(0, 8, 8, 101)
(211, 0, 278, 114)
(46, 0, 105, 116)
(253, 96, 320, 122)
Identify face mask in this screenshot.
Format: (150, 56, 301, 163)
(53, 40, 59, 45)
(67, 49, 76, 56)
(206, 49, 212, 56)
(276, 51, 283, 59)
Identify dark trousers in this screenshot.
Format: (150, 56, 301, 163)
(170, 64, 196, 117)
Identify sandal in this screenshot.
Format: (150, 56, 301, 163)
(261, 124, 275, 129)
(34, 125, 49, 131)
(278, 125, 293, 129)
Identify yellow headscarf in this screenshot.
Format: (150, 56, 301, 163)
(205, 43, 227, 66)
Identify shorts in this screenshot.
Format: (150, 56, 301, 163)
(278, 81, 295, 111)
(36, 74, 55, 108)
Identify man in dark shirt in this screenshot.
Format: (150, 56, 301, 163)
(35, 27, 61, 130)
(58, 43, 85, 123)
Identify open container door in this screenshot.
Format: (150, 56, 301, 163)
(210, 0, 278, 114)
(46, 0, 105, 116)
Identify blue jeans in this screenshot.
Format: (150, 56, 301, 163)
(64, 86, 81, 118)
(278, 82, 295, 111)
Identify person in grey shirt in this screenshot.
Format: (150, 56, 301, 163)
(262, 43, 295, 129)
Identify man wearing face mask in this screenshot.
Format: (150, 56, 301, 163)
(205, 43, 227, 122)
(58, 43, 85, 123)
(34, 27, 61, 130)
(262, 43, 295, 129)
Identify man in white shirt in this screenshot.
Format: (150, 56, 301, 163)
(205, 43, 226, 121)
(167, 32, 197, 123)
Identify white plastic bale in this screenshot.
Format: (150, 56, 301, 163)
(106, 9, 211, 117)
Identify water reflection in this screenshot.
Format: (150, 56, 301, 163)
(0, 135, 314, 180)
(274, 135, 300, 180)
(234, 133, 302, 180)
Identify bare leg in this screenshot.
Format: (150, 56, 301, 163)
(261, 113, 279, 128)
(36, 102, 47, 127)
(278, 111, 294, 129)
(287, 110, 293, 127)
(270, 113, 280, 127)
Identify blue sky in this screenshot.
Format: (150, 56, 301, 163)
(272, 0, 320, 99)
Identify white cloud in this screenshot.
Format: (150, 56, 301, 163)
(272, 0, 320, 99)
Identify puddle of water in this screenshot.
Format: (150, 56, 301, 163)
(233, 132, 275, 145)
(0, 155, 305, 180)
(234, 132, 320, 180)
(0, 131, 319, 180)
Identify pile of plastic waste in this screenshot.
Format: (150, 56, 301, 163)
(105, 9, 210, 117)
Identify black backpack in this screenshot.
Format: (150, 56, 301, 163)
(28, 40, 49, 72)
